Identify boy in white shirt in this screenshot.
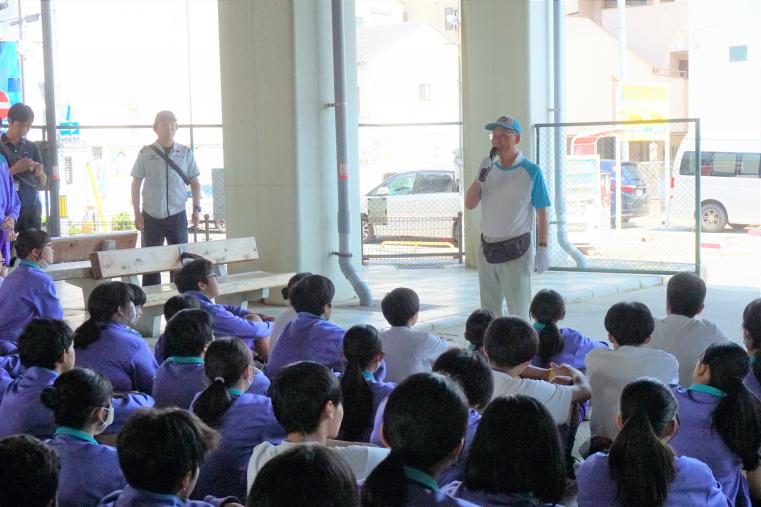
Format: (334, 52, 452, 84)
(645, 272, 728, 386)
(379, 288, 452, 383)
(586, 302, 679, 449)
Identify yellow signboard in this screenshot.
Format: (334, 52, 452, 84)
(617, 83, 670, 141)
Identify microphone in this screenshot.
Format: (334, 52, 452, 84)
(479, 147, 498, 182)
(489, 146, 498, 161)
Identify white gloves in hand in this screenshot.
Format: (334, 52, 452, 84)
(478, 156, 493, 182)
(534, 246, 550, 274)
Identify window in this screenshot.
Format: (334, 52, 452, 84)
(419, 83, 431, 102)
(730, 45, 748, 62)
(740, 154, 761, 178)
(711, 153, 737, 176)
(444, 7, 458, 31)
(680, 151, 695, 176)
(370, 173, 416, 196)
(416, 173, 453, 194)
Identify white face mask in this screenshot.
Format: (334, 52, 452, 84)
(124, 301, 138, 326)
(95, 405, 114, 435)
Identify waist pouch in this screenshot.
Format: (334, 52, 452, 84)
(481, 232, 531, 264)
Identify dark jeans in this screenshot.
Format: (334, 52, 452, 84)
(141, 211, 188, 286)
(15, 201, 42, 234)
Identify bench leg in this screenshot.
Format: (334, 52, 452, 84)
(66, 278, 108, 310)
(134, 309, 162, 339)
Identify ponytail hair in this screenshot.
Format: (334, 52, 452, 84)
(74, 282, 133, 349)
(281, 272, 312, 300)
(40, 368, 113, 428)
(339, 325, 383, 441)
(193, 338, 252, 427)
(700, 342, 761, 470)
(743, 299, 761, 385)
(362, 373, 468, 507)
(529, 289, 565, 367)
(608, 377, 676, 507)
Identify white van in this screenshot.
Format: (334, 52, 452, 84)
(669, 137, 761, 232)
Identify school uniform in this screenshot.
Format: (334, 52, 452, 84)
(576, 452, 727, 506)
(153, 357, 208, 408)
(380, 326, 448, 383)
(337, 372, 396, 443)
(377, 467, 479, 507)
(438, 409, 482, 486)
(265, 312, 345, 378)
(105, 391, 156, 435)
(270, 306, 297, 351)
(530, 327, 608, 369)
(47, 427, 127, 507)
(75, 321, 158, 394)
(0, 367, 11, 404)
(154, 333, 168, 364)
(248, 367, 271, 395)
(190, 390, 284, 501)
(0, 260, 63, 347)
(183, 290, 272, 350)
(0, 156, 20, 270)
(491, 369, 574, 425)
(443, 482, 564, 507)
(0, 353, 24, 378)
(743, 367, 761, 401)
(0, 366, 57, 438)
(98, 485, 238, 507)
(669, 384, 750, 506)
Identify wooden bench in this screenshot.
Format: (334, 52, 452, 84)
(89, 237, 294, 337)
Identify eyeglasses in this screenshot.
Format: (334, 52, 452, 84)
(43, 242, 53, 248)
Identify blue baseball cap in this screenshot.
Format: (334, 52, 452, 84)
(485, 115, 521, 134)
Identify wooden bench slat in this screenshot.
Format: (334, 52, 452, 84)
(45, 261, 94, 282)
(51, 232, 138, 263)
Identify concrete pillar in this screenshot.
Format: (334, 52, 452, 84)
(461, 0, 552, 267)
(217, 0, 362, 300)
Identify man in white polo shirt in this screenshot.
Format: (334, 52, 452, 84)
(465, 115, 550, 320)
(131, 111, 201, 286)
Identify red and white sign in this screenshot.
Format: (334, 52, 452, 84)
(0, 91, 9, 121)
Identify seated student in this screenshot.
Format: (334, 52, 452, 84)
(98, 407, 242, 507)
(529, 289, 607, 370)
(338, 324, 395, 443)
(645, 272, 729, 386)
(0, 229, 63, 353)
(443, 395, 567, 506)
(154, 294, 202, 364)
(190, 337, 284, 501)
(269, 271, 311, 351)
(247, 361, 389, 490)
(266, 275, 346, 378)
(743, 299, 761, 400)
(586, 302, 678, 446)
(42, 368, 126, 506)
(577, 378, 727, 507)
(361, 373, 477, 507)
(669, 342, 761, 506)
(74, 281, 158, 394)
(0, 319, 75, 438)
(0, 434, 60, 507)
(248, 445, 360, 507)
(175, 259, 272, 361)
(126, 282, 146, 327)
(153, 309, 215, 408)
(463, 308, 495, 357)
(379, 288, 451, 383)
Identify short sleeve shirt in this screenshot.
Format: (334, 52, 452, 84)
(131, 142, 200, 219)
(1, 133, 42, 207)
(491, 369, 574, 425)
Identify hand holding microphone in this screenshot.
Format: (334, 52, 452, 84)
(478, 147, 498, 182)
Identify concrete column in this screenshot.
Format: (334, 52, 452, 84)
(218, 0, 362, 300)
(461, 0, 552, 267)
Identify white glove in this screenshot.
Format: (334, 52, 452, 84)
(478, 156, 493, 182)
(534, 246, 550, 274)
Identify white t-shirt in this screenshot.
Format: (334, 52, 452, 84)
(586, 345, 679, 440)
(645, 314, 729, 387)
(246, 440, 389, 491)
(491, 369, 574, 425)
(380, 326, 448, 384)
(269, 307, 298, 351)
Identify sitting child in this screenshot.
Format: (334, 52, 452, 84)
(742, 298, 761, 400)
(154, 294, 202, 364)
(126, 283, 147, 328)
(463, 308, 496, 357)
(0, 434, 59, 507)
(269, 272, 311, 351)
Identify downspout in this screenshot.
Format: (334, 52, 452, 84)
(553, 0, 586, 267)
(330, 0, 373, 306)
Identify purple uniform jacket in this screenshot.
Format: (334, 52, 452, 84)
(0, 367, 10, 404)
(46, 429, 127, 507)
(0, 157, 20, 268)
(98, 485, 237, 507)
(0, 353, 23, 378)
(265, 312, 345, 378)
(75, 322, 158, 394)
(0, 366, 58, 438)
(443, 482, 564, 507)
(530, 327, 608, 369)
(190, 392, 285, 501)
(438, 409, 482, 486)
(743, 369, 761, 402)
(386, 479, 479, 507)
(337, 375, 396, 443)
(576, 452, 727, 506)
(670, 385, 750, 506)
(0, 262, 63, 345)
(105, 391, 156, 435)
(154, 333, 168, 364)
(184, 291, 272, 349)
(153, 358, 207, 409)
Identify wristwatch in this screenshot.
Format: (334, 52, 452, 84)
(193, 205, 202, 213)
(537, 242, 548, 247)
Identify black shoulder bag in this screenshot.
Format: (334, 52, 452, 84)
(146, 145, 191, 185)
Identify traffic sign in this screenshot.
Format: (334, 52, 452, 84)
(0, 91, 9, 120)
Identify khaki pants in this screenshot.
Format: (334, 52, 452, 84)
(477, 245, 532, 321)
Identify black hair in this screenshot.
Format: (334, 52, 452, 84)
(289, 274, 335, 315)
(163, 294, 201, 321)
(74, 281, 133, 349)
(126, 283, 147, 307)
(744, 299, 761, 385)
(604, 302, 655, 346)
(362, 373, 468, 507)
(464, 309, 496, 350)
(609, 378, 677, 507)
(247, 445, 360, 507)
(483, 317, 538, 369)
(667, 272, 706, 318)
(117, 407, 218, 495)
(281, 272, 312, 300)
(40, 368, 113, 429)
(18, 318, 74, 370)
(0, 434, 59, 507)
(381, 288, 420, 327)
(433, 348, 493, 410)
(339, 325, 383, 441)
(270, 361, 342, 434)
(193, 338, 252, 427)
(699, 342, 761, 470)
(175, 259, 215, 293)
(7, 102, 34, 124)
(464, 395, 566, 503)
(14, 229, 50, 259)
(164, 309, 214, 358)
(529, 289, 566, 367)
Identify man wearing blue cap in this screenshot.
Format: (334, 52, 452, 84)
(465, 115, 550, 320)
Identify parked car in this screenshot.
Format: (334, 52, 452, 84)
(600, 160, 648, 223)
